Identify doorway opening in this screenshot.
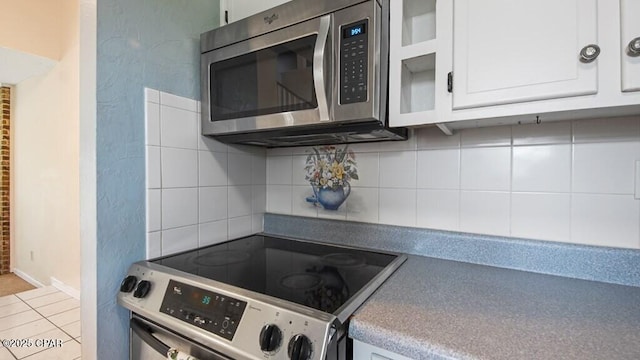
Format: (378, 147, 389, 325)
(1, 85, 10, 275)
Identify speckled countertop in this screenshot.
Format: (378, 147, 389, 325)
(350, 255, 640, 360)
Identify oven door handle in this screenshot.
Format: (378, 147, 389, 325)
(130, 318, 171, 357)
(313, 14, 332, 122)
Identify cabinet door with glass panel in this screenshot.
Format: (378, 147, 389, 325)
(388, 0, 453, 127)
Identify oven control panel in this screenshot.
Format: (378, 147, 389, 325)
(340, 19, 369, 105)
(160, 280, 247, 341)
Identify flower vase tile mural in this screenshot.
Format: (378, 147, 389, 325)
(304, 146, 358, 214)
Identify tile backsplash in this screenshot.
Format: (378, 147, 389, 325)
(266, 117, 640, 249)
(143, 92, 640, 252)
(144, 88, 266, 258)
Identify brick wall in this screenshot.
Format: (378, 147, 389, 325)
(0, 86, 10, 275)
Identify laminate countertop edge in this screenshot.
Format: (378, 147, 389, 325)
(348, 255, 640, 360)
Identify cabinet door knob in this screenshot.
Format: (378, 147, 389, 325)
(579, 44, 600, 63)
(628, 37, 640, 57)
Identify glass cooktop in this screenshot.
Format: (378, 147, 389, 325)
(153, 235, 398, 314)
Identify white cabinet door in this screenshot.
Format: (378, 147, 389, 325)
(221, 0, 292, 24)
(353, 340, 412, 360)
(388, 0, 453, 127)
(621, 0, 640, 92)
(452, 0, 598, 110)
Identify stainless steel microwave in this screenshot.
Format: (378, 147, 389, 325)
(200, 0, 407, 147)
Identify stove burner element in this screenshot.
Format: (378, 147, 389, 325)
(279, 273, 322, 291)
(321, 253, 366, 268)
(193, 250, 250, 267)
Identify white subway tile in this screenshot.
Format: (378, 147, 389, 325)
(198, 187, 227, 223)
(145, 101, 160, 146)
(252, 154, 267, 185)
(160, 91, 198, 112)
(573, 142, 640, 194)
(266, 185, 292, 214)
(379, 188, 416, 227)
(573, 117, 640, 143)
(346, 187, 379, 223)
(162, 188, 198, 229)
(289, 146, 313, 156)
(229, 216, 253, 239)
(460, 147, 511, 191)
(636, 160, 640, 200)
(267, 156, 293, 185)
(146, 146, 161, 189)
(228, 186, 252, 218)
(144, 88, 160, 104)
(228, 144, 258, 154)
(512, 122, 571, 145)
(147, 189, 161, 232)
(461, 126, 511, 147)
(459, 191, 510, 236)
(511, 193, 571, 242)
(293, 155, 310, 186)
(416, 126, 461, 150)
(512, 145, 571, 193)
(350, 152, 379, 188)
(198, 135, 227, 153)
(197, 109, 226, 153)
(266, 147, 293, 156)
(199, 150, 228, 186)
(379, 151, 417, 188)
(416, 189, 460, 231)
(199, 220, 227, 247)
(146, 232, 161, 259)
(291, 186, 319, 218)
(350, 133, 417, 153)
(252, 185, 267, 214)
(228, 153, 252, 186)
(162, 225, 198, 255)
(161, 148, 198, 188)
(417, 149, 460, 189)
(160, 105, 198, 149)
(252, 214, 264, 234)
(571, 194, 640, 249)
(318, 206, 347, 220)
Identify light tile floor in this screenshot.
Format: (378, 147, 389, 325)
(0, 287, 81, 360)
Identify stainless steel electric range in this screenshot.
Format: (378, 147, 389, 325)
(117, 234, 406, 360)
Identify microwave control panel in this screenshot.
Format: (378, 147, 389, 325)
(340, 20, 369, 105)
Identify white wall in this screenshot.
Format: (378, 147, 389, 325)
(266, 117, 640, 249)
(144, 89, 266, 257)
(11, 0, 80, 290)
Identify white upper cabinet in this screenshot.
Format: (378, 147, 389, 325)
(385, 0, 640, 129)
(621, 0, 640, 92)
(452, 0, 598, 110)
(388, 0, 453, 127)
(220, 0, 291, 24)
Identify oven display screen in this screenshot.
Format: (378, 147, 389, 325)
(160, 280, 246, 341)
(343, 22, 366, 38)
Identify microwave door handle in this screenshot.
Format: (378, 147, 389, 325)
(313, 14, 331, 122)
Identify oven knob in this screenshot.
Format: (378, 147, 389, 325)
(259, 324, 282, 353)
(288, 334, 312, 360)
(133, 280, 151, 298)
(119, 275, 138, 293)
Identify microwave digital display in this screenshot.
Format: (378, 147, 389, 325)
(343, 22, 367, 39)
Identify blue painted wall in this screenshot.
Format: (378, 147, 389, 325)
(96, 1, 218, 358)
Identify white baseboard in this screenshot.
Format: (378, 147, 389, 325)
(51, 277, 81, 300)
(12, 268, 46, 288)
